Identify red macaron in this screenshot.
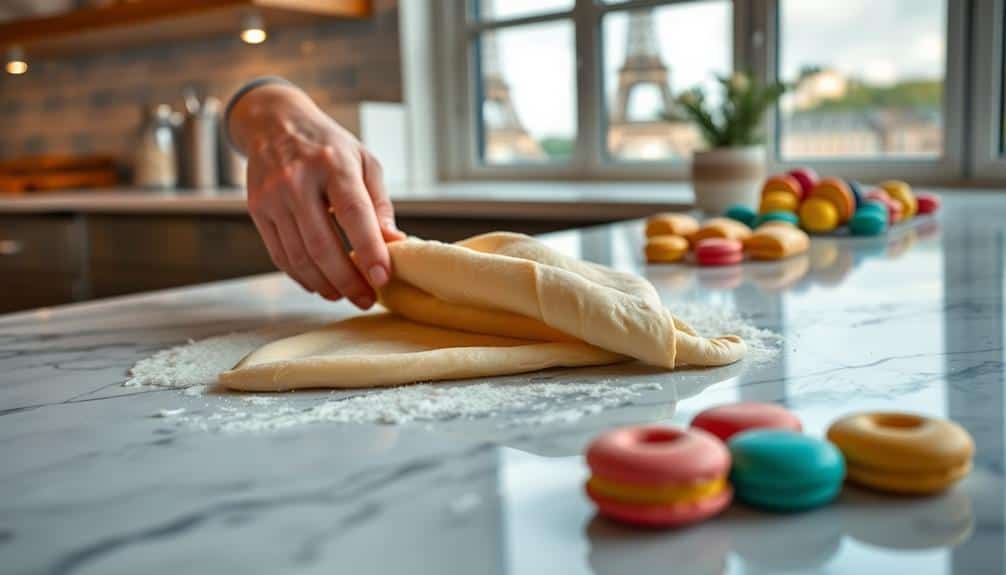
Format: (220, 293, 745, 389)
(695, 238, 743, 266)
(691, 402, 803, 442)
(916, 193, 941, 215)
(786, 167, 819, 198)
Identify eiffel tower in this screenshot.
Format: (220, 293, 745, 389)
(608, 8, 700, 159)
(480, 2, 544, 163)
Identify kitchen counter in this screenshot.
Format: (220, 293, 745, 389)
(2, 193, 1003, 574)
(0, 181, 692, 221)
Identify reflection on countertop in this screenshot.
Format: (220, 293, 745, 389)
(1, 192, 1004, 574)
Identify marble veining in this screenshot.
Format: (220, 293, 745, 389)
(2, 192, 1005, 574)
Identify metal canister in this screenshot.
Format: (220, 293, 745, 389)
(180, 90, 220, 190)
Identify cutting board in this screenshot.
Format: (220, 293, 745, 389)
(0, 154, 119, 194)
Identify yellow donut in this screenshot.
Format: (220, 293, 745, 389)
(587, 475, 727, 506)
(880, 180, 917, 219)
(689, 217, 752, 244)
(826, 412, 975, 495)
(646, 213, 700, 238)
(645, 235, 689, 263)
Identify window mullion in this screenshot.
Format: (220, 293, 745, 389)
(573, 0, 602, 176)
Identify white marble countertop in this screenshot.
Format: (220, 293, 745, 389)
(0, 182, 692, 221)
(1, 193, 1003, 574)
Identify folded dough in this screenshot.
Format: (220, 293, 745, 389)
(220, 232, 745, 391)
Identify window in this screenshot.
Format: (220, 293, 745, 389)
(476, 21, 577, 165)
(436, 0, 987, 182)
(777, 0, 947, 161)
(602, 1, 732, 162)
(447, 0, 739, 177)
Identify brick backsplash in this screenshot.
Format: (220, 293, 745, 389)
(0, 0, 402, 162)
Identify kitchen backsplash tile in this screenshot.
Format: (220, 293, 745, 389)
(0, 0, 401, 161)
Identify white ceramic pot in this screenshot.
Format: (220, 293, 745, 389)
(690, 146, 766, 215)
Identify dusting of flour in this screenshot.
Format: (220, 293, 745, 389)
(125, 303, 779, 432)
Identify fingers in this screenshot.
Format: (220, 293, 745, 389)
(271, 209, 343, 301)
(362, 152, 406, 242)
(248, 213, 310, 293)
(290, 190, 376, 308)
(323, 149, 393, 289)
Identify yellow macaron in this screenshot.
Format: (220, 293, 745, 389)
(646, 213, 700, 238)
(826, 412, 975, 495)
(880, 180, 917, 219)
(645, 235, 689, 263)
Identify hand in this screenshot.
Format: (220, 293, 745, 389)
(228, 83, 405, 308)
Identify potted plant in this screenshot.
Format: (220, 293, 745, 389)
(676, 73, 787, 214)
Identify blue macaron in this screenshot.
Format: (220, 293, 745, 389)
(728, 430, 846, 512)
(846, 180, 865, 209)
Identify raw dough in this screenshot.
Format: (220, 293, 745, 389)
(220, 232, 746, 390)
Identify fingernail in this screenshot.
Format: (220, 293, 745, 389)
(368, 265, 389, 286)
(382, 218, 399, 232)
(354, 295, 375, 309)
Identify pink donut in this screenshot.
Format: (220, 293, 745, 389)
(585, 426, 730, 486)
(691, 402, 803, 442)
(586, 482, 733, 528)
(695, 238, 743, 266)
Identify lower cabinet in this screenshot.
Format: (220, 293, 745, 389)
(0, 212, 595, 314)
(0, 215, 88, 314)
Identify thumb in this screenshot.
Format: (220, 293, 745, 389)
(362, 151, 406, 241)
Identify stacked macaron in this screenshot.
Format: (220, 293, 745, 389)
(692, 402, 845, 512)
(585, 405, 976, 528)
(724, 170, 939, 238)
(643, 213, 700, 263)
(585, 426, 733, 527)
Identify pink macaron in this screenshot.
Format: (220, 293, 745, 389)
(691, 402, 803, 442)
(695, 238, 743, 266)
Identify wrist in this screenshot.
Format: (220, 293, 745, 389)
(228, 83, 325, 153)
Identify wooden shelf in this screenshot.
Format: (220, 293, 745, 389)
(0, 0, 372, 58)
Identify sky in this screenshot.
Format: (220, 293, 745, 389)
(486, 0, 946, 140)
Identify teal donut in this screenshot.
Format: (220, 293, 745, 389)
(849, 210, 888, 236)
(724, 204, 758, 228)
(728, 430, 846, 512)
(755, 211, 799, 227)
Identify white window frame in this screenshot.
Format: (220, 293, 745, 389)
(434, 0, 976, 184)
(435, 0, 749, 181)
(972, 0, 1006, 180)
(752, 0, 967, 183)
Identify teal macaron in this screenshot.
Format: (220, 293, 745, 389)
(728, 430, 846, 512)
(858, 201, 888, 217)
(724, 204, 758, 228)
(849, 210, 888, 236)
(755, 211, 800, 228)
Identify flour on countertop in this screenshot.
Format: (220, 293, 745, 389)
(125, 303, 779, 432)
(667, 302, 782, 366)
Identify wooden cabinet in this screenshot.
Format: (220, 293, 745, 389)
(0, 215, 88, 313)
(88, 215, 273, 298)
(0, 211, 593, 313)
